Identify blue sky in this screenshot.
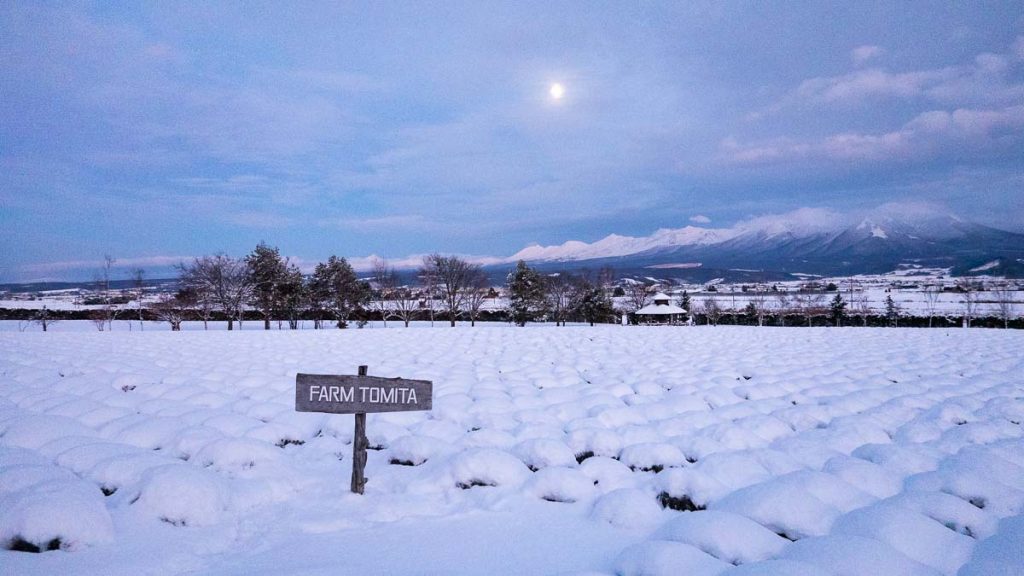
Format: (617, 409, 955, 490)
(2, 2, 1023, 281)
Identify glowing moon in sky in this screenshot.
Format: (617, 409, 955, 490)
(549, 82, 565, 100)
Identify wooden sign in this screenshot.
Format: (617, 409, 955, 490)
(295, 366, 432, 495)
(296, 373, 432, 414)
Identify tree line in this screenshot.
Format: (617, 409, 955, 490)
(144, 243, 620, 331)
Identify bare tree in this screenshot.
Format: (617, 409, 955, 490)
(391, 286, 418, 328)
(702, 296, 722, 325)
(922, 284, 942, 328)
(419, 254, 481, 327)
(546, 273, 573, 326)
(32, 306, 57, 332)
(849, 287, 871, 327)
(792, 289, 825, 327)
(465, 269, 491, 327)
(371, 259, 397, 327)
(129, 268, 146, 331)
(748, 288, 769, 327)
(772, 291, 791, 326)
(150, 293, 187, 331)
(624, 281, 651, 313)
(94, 254, 120, 330)
(180, 254, 252, 330)
(992, 285, 1017, 329)
(957, 278, 979, 328)
(418, 264, 438, 327)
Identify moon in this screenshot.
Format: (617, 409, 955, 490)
(549, 82, 565, 100)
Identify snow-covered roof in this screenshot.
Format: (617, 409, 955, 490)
(635, 301, 686, 315)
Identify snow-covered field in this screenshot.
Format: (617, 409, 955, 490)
(2, 326, 1023, 575)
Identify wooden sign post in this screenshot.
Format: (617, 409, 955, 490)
(295, 365, 432, 494)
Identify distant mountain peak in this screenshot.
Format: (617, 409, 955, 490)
(502, 203, 1024, 278)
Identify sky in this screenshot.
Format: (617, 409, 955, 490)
(2, 1, 1023, 282)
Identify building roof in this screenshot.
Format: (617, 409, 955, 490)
(635, 301, 687, 315)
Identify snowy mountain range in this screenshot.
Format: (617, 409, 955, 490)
(502, 204, 1024, 279)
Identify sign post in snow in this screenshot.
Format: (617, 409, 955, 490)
(296, 366, 432, 494)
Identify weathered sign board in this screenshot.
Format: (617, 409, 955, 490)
(296, 373, 433, 414)
(295, 366, 432, 495)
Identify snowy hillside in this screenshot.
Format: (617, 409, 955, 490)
(2, 327, 1023, 575)
(503, 204, 1024, 278)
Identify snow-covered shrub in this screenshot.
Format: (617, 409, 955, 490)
(779, 534, 942, 575)
(579, 456, 636, 493)
(460, 428, 518, 450)
(566, 428, 623, 461)
(514, 438, 576, 471)
(654, 468, 727, 512)
(1, 479, 114, 551)
(618, 442, 687, 473)
(656, 510, 789, 565)
(613, 540, 730, 576)
(711, 471, 874, 540)
(0, 464, 78, 495)
(448, 448, 531, 489)
(524, 467, 597, 503)
(830, 502, 974, 574)
(193, 438, 282, 473)
(131, 464, 228, 527)
(590, 488, 664, 530)
(388, 435, 450, 466)
(0, 415, 97, 449)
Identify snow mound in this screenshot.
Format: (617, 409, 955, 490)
(0, 479, 114, 551)
(388, 435, 450, 466)
(830, 502, 974, 574)
(613, 540, 731, 576)
(655, 510, 789, 565)
(192, 438, 283, 473)
(131, 464, 228, 527)
(448, 448, 531, 489)
(779, 534, 941, 576)
(591, 488, 664, 530)
(619, 442, 688, 472)
(525, 467, 598, 503)
(515, 438, 577, 470)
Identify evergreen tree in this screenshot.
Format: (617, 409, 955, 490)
(506, 260, 546, 326)
(829, 293, 847, 327)
(309, 256, 370, 329)
(246, 242, 288, 330)
(677, 290, 691, 312)
(884, 295, 900, 327)
(572, 276, 615, 326)
(277, 263, 306, 329)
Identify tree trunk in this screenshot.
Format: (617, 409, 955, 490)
(264, 318, 271, 330)
(450, 318, 456, 327)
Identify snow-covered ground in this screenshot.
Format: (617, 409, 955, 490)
(2, 326, 1023, 575)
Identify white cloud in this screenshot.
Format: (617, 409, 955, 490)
(689, 215, 711, 224)
(851, 45, 884, 66)
(785, 38, 1023, 108)
(721, 104, 1024, 165)
(796, 67, 954, 104)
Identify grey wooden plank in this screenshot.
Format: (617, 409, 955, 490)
(295, 373, 433, 414)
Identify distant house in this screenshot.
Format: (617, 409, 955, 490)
(634, 292, 687, 325)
